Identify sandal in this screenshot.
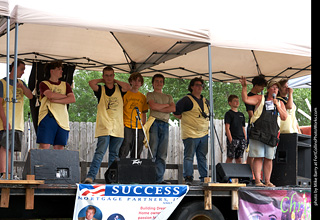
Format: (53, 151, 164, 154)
(265, 182, 276, 187)
(255, 182, 266, 187)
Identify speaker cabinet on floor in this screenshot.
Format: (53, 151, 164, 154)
(216, 163, 253, 183)
(23, 149, 80, 184)
(271, 133, 311, 187)
(104, 158, 156, 184)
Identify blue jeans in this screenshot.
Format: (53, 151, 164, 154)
(183, 135, 208, 181)
(148, 120, 169, 183)
(87, 135, 123, 180)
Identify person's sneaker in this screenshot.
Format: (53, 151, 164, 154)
(184, 176, 193, 185)
(82, 177, 93, 184)
(160, 181, 171, 184)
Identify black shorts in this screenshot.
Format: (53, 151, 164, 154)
(0, 130, 23, 152)
(227, 139, 247, 159)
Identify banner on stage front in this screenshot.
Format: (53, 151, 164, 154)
(73, 184, 189, 220)
(238, 188, 311, 220)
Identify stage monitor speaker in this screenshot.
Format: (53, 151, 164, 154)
(22, 149, 80, 184)
(104, 158, 156, 184)
(271, 133, 311, 186)
(216, 163, 253, 183)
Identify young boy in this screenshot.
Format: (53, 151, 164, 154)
(37, 61, 76, 150)
(119, 72, 148, 159)
(224, 95, 247, 164)
(146, 74, 175, 184)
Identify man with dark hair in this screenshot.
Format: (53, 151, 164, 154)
(0, 60, 33, 178)
(146, 73, 175, 184)
(224, 95, 247, 164)
(119, 72, 148, 159)
(173, 77, 209, 185)
(83, 66, 131, 184)
(37, 61, 75, 150)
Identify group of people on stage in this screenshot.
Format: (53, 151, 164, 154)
(0, 60, 299, 187)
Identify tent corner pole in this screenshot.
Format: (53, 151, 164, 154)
(5, 16, 10, 180)
(208, 44, 216, 183)
(10, 22, 19, 180)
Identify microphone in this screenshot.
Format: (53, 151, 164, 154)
(134, 107, 141, 120)
(272, 93, 277, 115)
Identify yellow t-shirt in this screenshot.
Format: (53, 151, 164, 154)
(123, 90, 148, 129)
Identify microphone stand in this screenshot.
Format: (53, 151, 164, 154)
(134, 107, 154, 160)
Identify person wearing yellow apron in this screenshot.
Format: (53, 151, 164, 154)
(0, 60, 33, 178)
(173, 78, 209, 185)
(83, 66, 130, 184)
(37, 61, 75, 150)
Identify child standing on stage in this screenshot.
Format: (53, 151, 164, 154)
(224, 95, 247, 164)
(37, 61, 75, 150)
(119, 72, 148, 159)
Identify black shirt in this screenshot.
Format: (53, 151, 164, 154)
(174, 93, 208, 115)
(94, 84, 126, 103)
(224, 109, 246, 139)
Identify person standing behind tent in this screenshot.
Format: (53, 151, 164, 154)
(0, 60, 33, 178)
(83, 66, 130, 184)
(224, 95, 247, 164)
(277, 78, 301, 134)
(244, 75, 267, 170)
(173, 77, 209, 185)
(119, 72, 148, 159)
(37, 61, 75, 150)
(146, 74, 175, 184)
(240, 76, 287, 187)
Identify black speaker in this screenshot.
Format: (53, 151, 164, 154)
(216, 163, 253, 183)
(271, 133, 311, 186)
(22, 149, 80, 184)
(104, 158, 156, 184)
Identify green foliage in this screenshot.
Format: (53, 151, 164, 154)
(23, 70, 311, 127)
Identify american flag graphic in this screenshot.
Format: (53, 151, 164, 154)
(78, 184, 106, 196)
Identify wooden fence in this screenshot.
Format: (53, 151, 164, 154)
(14, 119, 248, 181)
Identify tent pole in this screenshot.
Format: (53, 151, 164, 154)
(208, 44, 216, 182)
(5, 16, 10, 180)
(10, 22, 19, 180)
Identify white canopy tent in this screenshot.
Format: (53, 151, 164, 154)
(0, 0, 311, 181)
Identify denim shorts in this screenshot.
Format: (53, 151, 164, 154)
(36, 114, 69, 146)
(249, 139, 277, 160)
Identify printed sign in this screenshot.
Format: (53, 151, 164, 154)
(238, 188, 311, 220)
(73, 184, 189, 220)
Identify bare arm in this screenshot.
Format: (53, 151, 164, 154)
(89, 78, 104, 92)
(225, 123, 232, 143)
(17, 82, 33, 99)
(240, 76, 261, 106)
(50, 93, 76, 104)
(173, 114, 182, 119)
(275, 98, 288, 121)
(114, 79, 131, 93)
(148, 100, 170, 111)
(141, 113, 147, 125)
(285, 88, 294, 110)
(0, 97, 10, 130)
